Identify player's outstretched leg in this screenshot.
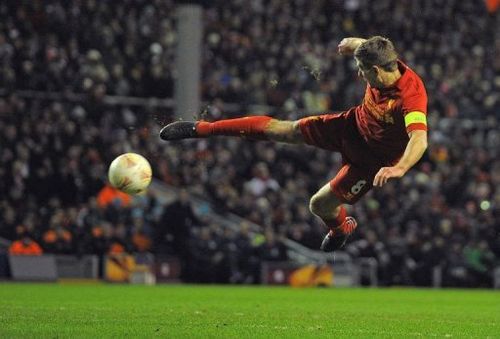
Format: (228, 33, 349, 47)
(160, 116, 304, 143)
(160, 116, 273, 141)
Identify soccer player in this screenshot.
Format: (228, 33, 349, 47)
(160, 36, 428, 252)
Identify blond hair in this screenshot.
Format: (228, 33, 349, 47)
(354, 36, 398, 71)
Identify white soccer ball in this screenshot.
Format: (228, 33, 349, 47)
(108, 153, 152, 195)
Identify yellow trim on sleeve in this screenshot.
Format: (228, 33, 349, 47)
(404, 111, 427, 128)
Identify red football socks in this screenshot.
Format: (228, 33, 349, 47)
(196, 116, 273, 139)
(327, 205, 347, 229)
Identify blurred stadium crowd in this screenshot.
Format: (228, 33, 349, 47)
(0, 0, 498, 286)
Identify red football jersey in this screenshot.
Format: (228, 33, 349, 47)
(355, 60, 428, 163)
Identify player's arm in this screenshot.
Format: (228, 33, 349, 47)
(373, 118, 428, 187)
(338, 37, 367, 55)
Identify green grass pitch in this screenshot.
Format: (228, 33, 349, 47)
(0, 283, 499, 338)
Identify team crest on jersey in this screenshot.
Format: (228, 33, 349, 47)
(363, 95, 396, 124)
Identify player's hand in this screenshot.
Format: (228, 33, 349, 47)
(373, 166, 406, 187)
(338, 38, 366, 56)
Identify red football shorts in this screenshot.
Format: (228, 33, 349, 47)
(299, 109, 384, 204)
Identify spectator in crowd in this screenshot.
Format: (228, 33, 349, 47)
(9, 234, 43, 256)
(157, 189, 202, 258)
(97, 185, 132, 209)
(187, 226, 227, 283)
(232, 221, 261, 284)
(131, 222, 153, 253)
(464, 240, 496, 287)
(257, 228, 288, 263)
(41, 224, 73, 254)
(443, 242, 469, 287)
(244, 162, 280, 197)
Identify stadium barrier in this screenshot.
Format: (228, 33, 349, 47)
(261, 261, 303, 285)
(494, 267, 500, 289)
(433, 266, 443, 288)
(154, 256, 182, 283)
(9, 255, 58, 281)
(105, 254, 152, 283)
(261, 256, 358, 287)
(6, 252, 500, 287)
(354, 258, 378, 287)
(8, 254, 100, 281)
(103, 253, 182, 285)
(5, 253, 182, 284)
(55, 255, 99, 280)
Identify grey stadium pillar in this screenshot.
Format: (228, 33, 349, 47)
(175, 4, 203, 120)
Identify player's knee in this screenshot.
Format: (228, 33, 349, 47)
(291, 120, 303, 141)
(265, 120, 303, 143)
(309, 194, 327, 218)
(309, 191, 342, 219)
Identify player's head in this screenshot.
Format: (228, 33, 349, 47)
(354, 36, 398, 88)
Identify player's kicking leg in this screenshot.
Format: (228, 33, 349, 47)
(159, 117, 304, 144)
